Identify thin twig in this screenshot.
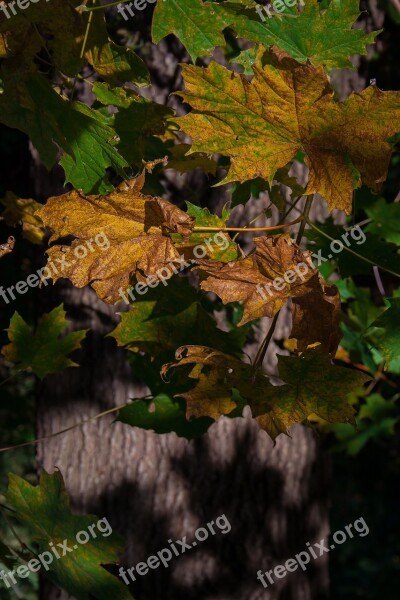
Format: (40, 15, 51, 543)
(306, 219, 400, 279)
(279, 195, 303, 224)
(84, 0, 134, 10)
(0, 397, 151, 454)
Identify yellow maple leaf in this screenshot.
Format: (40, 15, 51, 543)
(177, 47, 400, 213)
(36, 175, 194, 303)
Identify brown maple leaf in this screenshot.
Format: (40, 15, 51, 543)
(196, 235, 318, 326)
(36, 175, 194, 303)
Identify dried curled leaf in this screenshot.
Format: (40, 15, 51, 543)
(36, 175, 194, 303)
(0, 236, 15, 259)
(177, 47, 400, 213)
(196, 235, 317, 325)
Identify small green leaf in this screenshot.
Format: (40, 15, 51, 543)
(152, 0, 227, 61)
(2, 305, 87, 379)
(118, 393, 212, 439)
(366, 298, 400, 365)
(110, 299, 246, 357)
(173, 202, 239, 261)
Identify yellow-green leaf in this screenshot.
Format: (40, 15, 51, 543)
(177, 48, 400, 213)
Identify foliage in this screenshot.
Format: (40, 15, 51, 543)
(2, 306, 87, 379)
(0, 0, 399, 597)
(5, 470, 131, 600)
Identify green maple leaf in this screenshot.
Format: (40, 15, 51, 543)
(228, 0, 379, 71)
(85, 11, 149, 86)
(274, 350, 370, 423)
(110, 299, 246, 356)
(152, 0, 378, 69)
(366, 298, 400, 365)
(152, 0, 228, 61)
(2, 305, 87, 379)
(0, 74, 129, 194)
(93, 83, 172, 166)
(5, 471, 132, 600)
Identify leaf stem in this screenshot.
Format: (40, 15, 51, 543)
(306, 219, 400, 279)
(193, 215, 303, 233)
(232, 204, 273, 241)
(295, 196, 313, 244)
(251, 311, 281, 381)
(80, 0, 95, 58)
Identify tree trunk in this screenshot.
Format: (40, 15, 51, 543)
(37, 282, 330, 600)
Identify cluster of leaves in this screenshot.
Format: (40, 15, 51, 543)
(0, 0, 399, 597)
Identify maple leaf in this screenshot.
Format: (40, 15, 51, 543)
(0, 74, 129, 194)
(0, 236, 15, 259)
(93, 83, 172, 167)
(0, 0, 148, 83)
(1, 306, 87, 379)
(6, 470, 132, 600)
(227, 0, 379, 71)
(109, 276, 247, 355)
(177, 48, 400, 212)
(85, 11, 149, 86)
(162, 345, 370, 438)
(196, 235, 318, 325)
(165, 143, 218, 175)
(0, 0, 86, 75)
(161, 346, 246, 421)
(1, 192, 45, 244)
(365, 198, 400, 245)
(36, 175, 195, 303)
(152, 0, 228, 61)
(152, 0, 378, 67)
